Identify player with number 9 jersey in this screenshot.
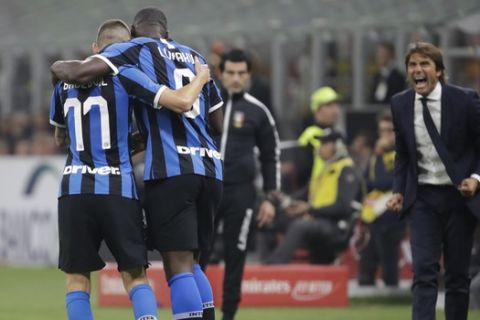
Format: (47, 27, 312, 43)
(94, 36, 224, 182)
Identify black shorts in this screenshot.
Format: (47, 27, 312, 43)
(144, 175, 223, 252)
(58, 194, 148, 273)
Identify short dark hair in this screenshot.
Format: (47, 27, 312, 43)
(133, 7, 168, 37)
(405, 42, 446, 84)
(219, 49, 252, 72)
(377, 41, 395, 57)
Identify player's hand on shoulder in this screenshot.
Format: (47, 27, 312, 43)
(194, 56, 211, 84)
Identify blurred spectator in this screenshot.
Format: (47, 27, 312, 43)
(208, 39, 227, 82)
(357, 110, 406, 287)
(247, 52, 276, 121)
(0, 138, 8, 155)
(349, 130, 374, 176)
(4, 112, 31, 153)
(13, 138, 32, 155)
(32, 109, 53, 134)
(265, 130, 361, 264)
(31, 131, 60, 155)
(296, 86, 342, 190)
(369, 41, 406, 104)
(2, 107, 60, 155)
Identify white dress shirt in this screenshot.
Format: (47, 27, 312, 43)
(414, 82, 452, 185)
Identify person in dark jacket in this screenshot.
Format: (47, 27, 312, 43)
(369, 41, 406, 104)
(200, 49, 280, 320)
(386, 42, 480, 320)
(357, 110, 406, 287)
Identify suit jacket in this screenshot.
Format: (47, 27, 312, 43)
(370, 67, 406, 104)
(391, 84, 480, 217)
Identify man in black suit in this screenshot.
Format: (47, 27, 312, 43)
(369, 41, 406, 104)
(387, 42, 480, 320)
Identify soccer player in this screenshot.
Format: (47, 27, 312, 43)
(51, 8, 224, 320)
(50, 19, 211, 320)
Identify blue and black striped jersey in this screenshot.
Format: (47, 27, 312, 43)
(95, 37, 224, 181)
(49, 65, 165, 199)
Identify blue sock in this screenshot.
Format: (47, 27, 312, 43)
(193, 264, 215, 320)
(168, 272, 203, 319)
(129, 284, 158, 320)
(65, 291, 93, 320)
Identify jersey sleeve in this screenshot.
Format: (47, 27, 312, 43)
(117, 65, 166, 109)
(49, 82, 65, 128)
(208, 80, 223, 113)
(93, 41, 142, 75)
(256, 105, 281, 192)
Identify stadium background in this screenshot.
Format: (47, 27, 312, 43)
(1, 0, 480, 319)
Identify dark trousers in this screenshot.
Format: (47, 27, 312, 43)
(409, 185, 475, 320)
(201, 183, 256, 320)
(358, 218, 406, 286)
(266, 216, 341, 264)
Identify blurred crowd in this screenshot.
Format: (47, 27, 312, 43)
(0, 109, 61, 156)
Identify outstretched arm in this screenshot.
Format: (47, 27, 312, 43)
(157, 57, 211, 112)
(121, 57, 212, 114)
(50, 56, 111, 85)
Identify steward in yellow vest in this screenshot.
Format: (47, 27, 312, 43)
(267, 129, 361, 264)
(297, 86, 341, 191)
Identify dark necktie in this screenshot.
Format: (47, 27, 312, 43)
(420, 97, 461, 185)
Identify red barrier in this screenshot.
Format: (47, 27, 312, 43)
(98, 263, 348, 307)
(98, 262, 170, 307)
(235, 264, 347, 307)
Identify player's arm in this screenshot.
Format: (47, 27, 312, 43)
(121, 57, 211, 113)
(209, 108, 224, 135)
(54, 127, 69, 147)
(49, 82, 69, 147)
(50, 56, 111, 85)
(207, 79, 224, 135)
(158, 57, 211, 112)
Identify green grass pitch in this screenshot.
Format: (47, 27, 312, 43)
(1, 266, 479, 320)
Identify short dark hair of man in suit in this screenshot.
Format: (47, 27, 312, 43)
(387, 41, 480, 320)
(404, 42, 446, 84)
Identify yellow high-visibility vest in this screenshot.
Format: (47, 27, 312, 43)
(362, 150, 395, 223)
(367, 150, 395, 180)
(298, 125, 325, 193)
(309, 157, 354, 208)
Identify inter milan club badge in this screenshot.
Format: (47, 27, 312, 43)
(233, 111, 245, 128)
